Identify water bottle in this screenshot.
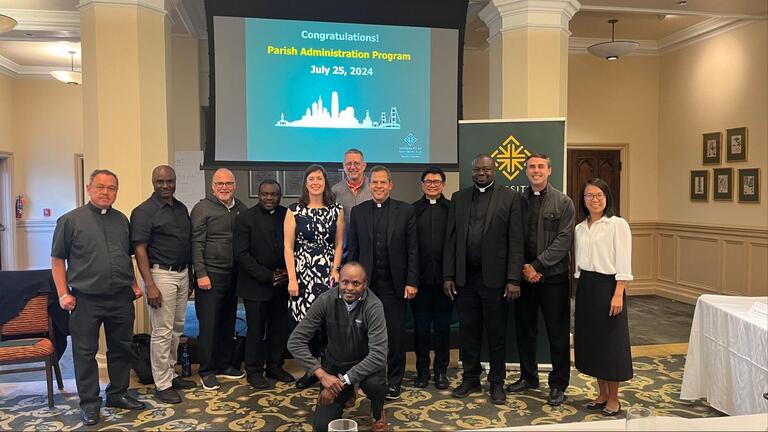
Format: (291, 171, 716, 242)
(181, 343, 191, 377)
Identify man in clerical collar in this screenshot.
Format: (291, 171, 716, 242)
(411, 167, 452, 390)
(506, 153, 575, 407)
(233, 179, 294, 389)
(347, 165, 418, 400)
(443, 154, 525, 405)
(51, 169, 146, 425)
(331, 148, 373, 255)
(131, 165, 196, 404)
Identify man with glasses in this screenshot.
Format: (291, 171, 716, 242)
(51, 169, 146, 425)
(131, 165, 196, 404)
(288, 262, 388, 432)
(506, 153, 575, 407)
(191, 168, 248, 390)
(411, 167, 452, 389)
(443, 154, 524, 404)
(331, 148, 372, 254)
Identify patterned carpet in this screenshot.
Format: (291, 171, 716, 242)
(0, 354, 721, 431)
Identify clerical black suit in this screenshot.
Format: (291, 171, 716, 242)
(411, 194, 452, 378)
(443, 183, 524, 383)
(233, 204, 289, 379)
(347, 198, 418, 388)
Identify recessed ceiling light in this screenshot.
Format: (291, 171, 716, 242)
(24, 33, 35, 37)
(677, 1, 688, 5)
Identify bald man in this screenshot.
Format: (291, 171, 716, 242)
(131, 165, 197, 403)
(191, 168, 249, 390)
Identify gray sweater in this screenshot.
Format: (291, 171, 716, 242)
(190, 196, 248, 277)
(287, 287, 387, 384)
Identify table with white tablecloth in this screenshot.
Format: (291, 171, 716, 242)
(680, 294, 768, 416)
(483, 414, 768, 431)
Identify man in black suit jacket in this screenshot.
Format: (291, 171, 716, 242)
(233, 180, 293, 389)
(348, 165, 418, 400)
(443, 154, 525, 405)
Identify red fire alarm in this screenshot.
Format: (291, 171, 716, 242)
(43, 208, 51, 217)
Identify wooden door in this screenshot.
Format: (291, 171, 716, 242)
(567, 149, 622, 222)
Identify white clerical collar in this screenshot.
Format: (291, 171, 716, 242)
(100, 208, 107, 214)
(475, 182, 494, 193)
(533, 191, 541, 196)
(429, 199, 437, 204)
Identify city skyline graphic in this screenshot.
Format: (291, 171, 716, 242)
(275, 91, 401, 129)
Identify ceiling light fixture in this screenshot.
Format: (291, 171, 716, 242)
(0, 13, 17, 33)
(587, 19, 639, 61)
(677, 1, 688, 6)
(50, 51, 82, 85)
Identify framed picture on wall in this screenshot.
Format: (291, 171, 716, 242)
(690, 170, 709, 201)
(248, 170, 279, 198)
(713, 168, 733, 201)
(738, 168, 760, 203)
(282, 171, 305, 198)
(726, 127, 748, 162)
(702, 132, 722, 164)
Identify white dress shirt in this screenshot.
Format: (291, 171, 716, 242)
(574, 216, 633, 281)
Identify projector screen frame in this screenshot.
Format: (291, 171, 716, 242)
(203, 0, 468, 172)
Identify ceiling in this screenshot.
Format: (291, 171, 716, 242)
(0, 0, 765, 76)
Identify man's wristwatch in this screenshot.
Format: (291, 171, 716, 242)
(337, 373, 350, 386)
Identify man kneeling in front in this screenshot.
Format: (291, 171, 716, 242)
(288, 261, 388, 431)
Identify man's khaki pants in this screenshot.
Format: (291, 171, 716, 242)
(148, 268, 189, 391)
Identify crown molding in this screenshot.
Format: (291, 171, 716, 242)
(579, 4, 767, 20)
(658, 17, 758, 54)
(77, 0, 168, 15)
(172, 0, 197, 38)
(0, 54, 80, 79)
(0, 8, 80, 33)
(569, 37, 657, 56)
(480, 0, 582, 38)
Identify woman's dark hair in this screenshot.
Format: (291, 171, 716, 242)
(579, 177, 615, 220)
(299, 164, 336, 207)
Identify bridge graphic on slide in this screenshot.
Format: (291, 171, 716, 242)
(275, 91, 400, 129)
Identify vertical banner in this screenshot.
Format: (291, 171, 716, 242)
(458, 119, 566, 191)
(458, 118, 566, 366)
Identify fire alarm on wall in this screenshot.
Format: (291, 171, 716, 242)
(43, 208, 51, 217)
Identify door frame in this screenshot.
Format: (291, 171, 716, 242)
(0, 151, 16, 270)
(566, 143, 629, 218)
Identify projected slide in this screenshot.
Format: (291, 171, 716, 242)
(245, 18, 430, 163)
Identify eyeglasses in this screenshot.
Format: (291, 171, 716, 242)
(213, 181, 235, 189)
(422, 180, 444, 186)
(344, 162, 363, 168)
(340, 280, 364, 288)
(584, 193, 606, 201)
(93, 184, 117, 193)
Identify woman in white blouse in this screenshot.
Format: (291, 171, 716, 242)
(573, 178, 633, 417)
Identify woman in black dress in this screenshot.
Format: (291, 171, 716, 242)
(284, 164, 344, 388)
(573, 178, 633, 416)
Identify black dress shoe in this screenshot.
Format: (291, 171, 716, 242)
(505, 378, 539, 393)
(105, 394, 145, 410)
(248, 374, 269, 389)
(490, 382, 506, 405)
(413, 372, 429, 388)
(547, 387, 567, 406)
(452, 380, 482, 398)
(434, 370, 449, 390)
(172, 377, 197, 390)
(585, 400, 608, 410)
(385, 384, 401, 400)
(295, 373, 319, 389)
(602, 401, 622, 416)
(265, 368, 295, 383)
(155, 387, 182, 404)
(81, 409, 99, 426)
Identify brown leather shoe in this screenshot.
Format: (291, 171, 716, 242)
(371, 410, 388, 432)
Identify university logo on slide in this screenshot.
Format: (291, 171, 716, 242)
(491, 135, 531, 181)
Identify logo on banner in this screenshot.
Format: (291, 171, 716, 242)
(491, 135, 531, 180)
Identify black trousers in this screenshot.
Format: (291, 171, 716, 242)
(312, 364, 386, 432)
(195, 271, 238, 377)
(455, 271, 508, 383)
(243, 293, 289, 376)
(69, 289, 134, 410)
(515, 278, 571, 390)
(410, 283, 453, 375)
(372, 279, 406, 387)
